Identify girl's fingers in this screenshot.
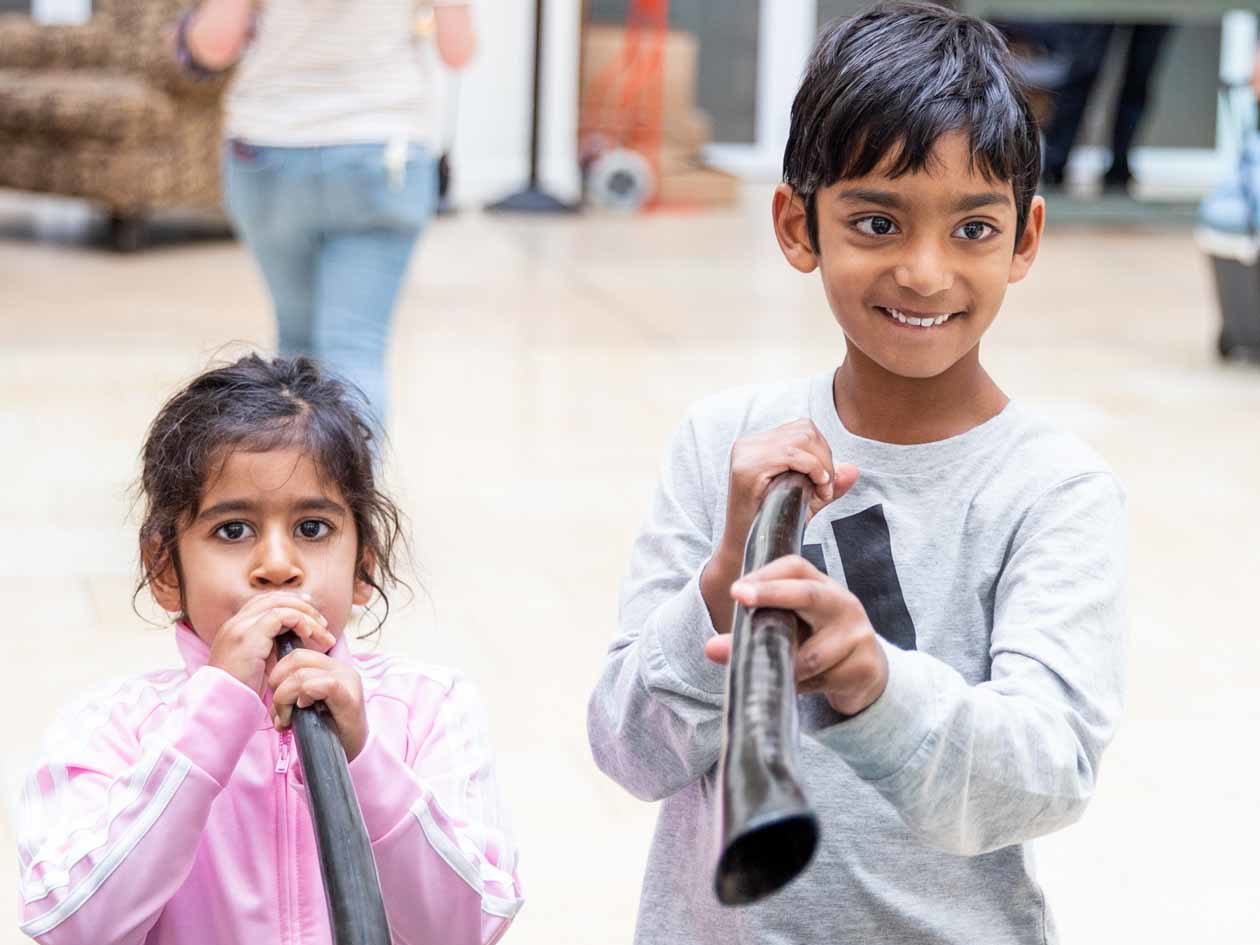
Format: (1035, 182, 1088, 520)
(252, 609, 335, 650)
(237, 591, 328, 628)
(271, 668, 328, 722)
(269, 648, 333, 688)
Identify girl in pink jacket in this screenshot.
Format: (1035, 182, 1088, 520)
(16, 354, 523, 944)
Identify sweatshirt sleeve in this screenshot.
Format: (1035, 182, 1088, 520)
(345, 675, 522, 945)
(815, 472, 1128, 855)
(586, 413, 730, 802)
(17, 667, 267, 944)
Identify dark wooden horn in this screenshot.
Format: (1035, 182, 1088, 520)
(714, 471, 819, 906)
(275, 631, 391, 945)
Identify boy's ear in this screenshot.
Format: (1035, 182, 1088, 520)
(145, 543, 183, 614)
(772, 184, 819, 274)
(1008, 194, 1045, 284)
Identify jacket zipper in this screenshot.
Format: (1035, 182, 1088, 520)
(277, 730, 294, 944)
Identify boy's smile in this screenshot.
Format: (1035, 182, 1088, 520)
(774, 130, 1044, 384)
(151, 447, 370, 648)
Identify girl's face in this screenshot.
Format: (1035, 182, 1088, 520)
(152, 447, 371, 645)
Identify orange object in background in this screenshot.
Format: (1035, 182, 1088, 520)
(579, 0, 739, 211)
(579, 0, 669, 209)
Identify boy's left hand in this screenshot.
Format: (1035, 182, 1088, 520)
(703, 555, 889, 717)
(269, 650, 368, 761)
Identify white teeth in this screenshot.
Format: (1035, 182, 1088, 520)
(883, 307, 954, 328)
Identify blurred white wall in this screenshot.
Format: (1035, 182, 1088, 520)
(32, 0, 88, 24)
(447, 0, 582, 206)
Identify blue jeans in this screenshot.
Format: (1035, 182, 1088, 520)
(223, 141, 439, 436)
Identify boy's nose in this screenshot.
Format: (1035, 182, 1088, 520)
(249, 533, 303, 588)
(893, 243, 954, 297)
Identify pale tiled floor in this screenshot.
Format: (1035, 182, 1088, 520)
(1, 188, 1258, 944)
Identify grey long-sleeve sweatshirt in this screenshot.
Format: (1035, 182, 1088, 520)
(587, 371, 1127, 945)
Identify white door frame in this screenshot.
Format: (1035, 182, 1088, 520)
(705, 6, 1258, 198)
(703, 0, 818, 179)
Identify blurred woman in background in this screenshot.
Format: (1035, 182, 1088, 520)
(176, 0, 475, 439)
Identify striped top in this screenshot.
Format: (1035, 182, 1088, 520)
(225, 0, 469, 148)
(17, 624, 521, 944)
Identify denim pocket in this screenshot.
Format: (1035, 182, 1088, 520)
(325, 146, 439, 233)
(224, 139, 289, 174)
(222, 140, 290, 228)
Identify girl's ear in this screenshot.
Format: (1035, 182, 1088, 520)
(353, 550, 376, 607)
(145, 543, 183, 614)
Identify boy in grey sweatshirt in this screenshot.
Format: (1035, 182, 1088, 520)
(586, 4, 1126, 944)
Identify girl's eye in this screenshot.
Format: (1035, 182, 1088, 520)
(955, 221, 995, 241)
(855, 216, 899, 237)
(297, 520, 331, 540)
(215, 521, 253, 541)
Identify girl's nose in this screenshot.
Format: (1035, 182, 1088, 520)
(250, 533, 303, 588)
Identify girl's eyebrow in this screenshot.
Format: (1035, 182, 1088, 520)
(195, 497, 346, 522)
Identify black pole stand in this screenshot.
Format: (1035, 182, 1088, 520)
(486, 0, 579, 213)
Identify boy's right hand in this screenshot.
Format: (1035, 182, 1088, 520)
(208, 592, 335, 696)
(701, 420, 859, 634)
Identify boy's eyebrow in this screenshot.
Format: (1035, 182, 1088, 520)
(196, 497, 346, 521)
(835, 188, 1012, 212)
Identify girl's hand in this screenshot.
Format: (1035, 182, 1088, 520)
(703, 555, 888, 717)
(269, 650, 368, 761)
(208, 592, 335, 695)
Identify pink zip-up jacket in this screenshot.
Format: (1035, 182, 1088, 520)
(16, 624, 523, 944)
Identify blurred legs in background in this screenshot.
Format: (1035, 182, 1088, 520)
(1040, 22, 1172, 191)
(223, 141, 438, 438)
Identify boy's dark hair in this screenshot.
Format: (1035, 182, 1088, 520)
(783, 1, 1041, 253)
(136, 354, 407, 634)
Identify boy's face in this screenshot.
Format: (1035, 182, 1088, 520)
(151, 447, 372, 646)
(773, 130, 1044, 380)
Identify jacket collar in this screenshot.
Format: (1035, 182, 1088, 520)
(175, 621, 354, 670)
(175, 621, 354, 730)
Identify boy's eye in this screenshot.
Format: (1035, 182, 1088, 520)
(215, 521, 253, 541)
(297, 520, 331, 540)
(855, 216, 899, 237)
(954, 221, 995, 241)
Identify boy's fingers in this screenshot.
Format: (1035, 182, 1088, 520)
(780, 447, 833, 497)
(831, 463, 860, 496)
(738, 554, 821, 584)
(796, 627, 862, 683)
(704, 635, 732, 666)
(730, 578, 826, 617)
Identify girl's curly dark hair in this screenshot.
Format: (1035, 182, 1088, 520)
(135, 354, 408, 635)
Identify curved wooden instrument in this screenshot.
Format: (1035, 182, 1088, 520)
(275, 632, 391, 945)
(714, 471, 819, 906)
